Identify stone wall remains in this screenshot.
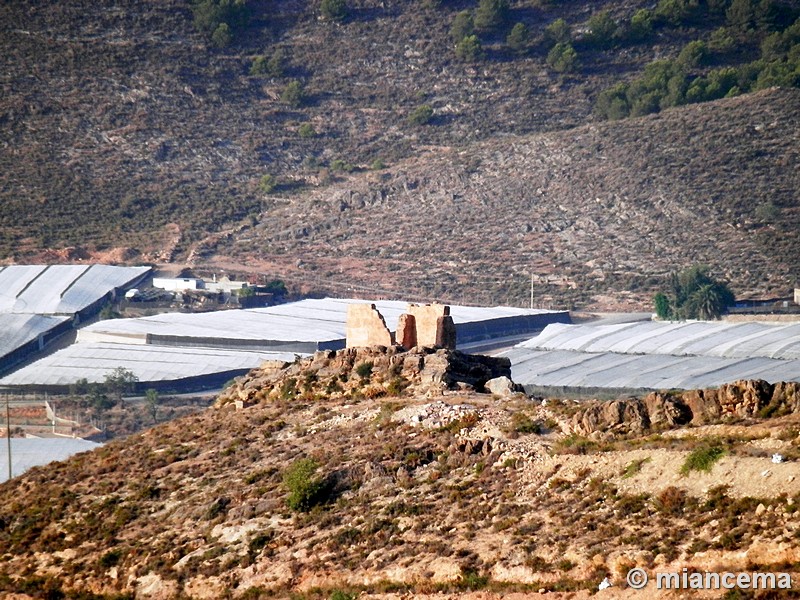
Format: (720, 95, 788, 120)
(345, 304, 393, 348)
(345, 302, 457, 349)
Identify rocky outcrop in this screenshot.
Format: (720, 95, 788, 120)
(572, 397, 651, 436)
(569, 379, 800, 436)
(216, 345, 512, 407)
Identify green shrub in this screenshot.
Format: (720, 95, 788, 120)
(99, 302, 120, 320)
(259, 174, 277, 194)
(205, 496, 230, 520)
(191, 0, 249, 37)
(621, 457, 651, 478)
(267, 49, 286, 77)
(321, 0, 347, 21)
(250, 55, 269, 76)
(457, 568, 490, 590)
(510, 412, 540, 434)
(507, 22, 531, 53)
(552, 434, 598, 454)
(456, 35, 484, 62)
(474, 0, 509, 32)
(386, 376, 409, 396)
(687, 66, 742, 102)
(681, 444, 725, 474)
(408, 104, 434, 125)
(677, 40, 708, 69)
(586, 11, 618, 47)
(281, 80, 305, 107)
(211, 22, 232, 48)
(709, 27, 736, 53)
(330, 159, 354, 172)
(544, 18, 571, 44)
(355, 361, 374, 379)
(654, 292, 670, 320)
(754, 200, 780, 222)
(627, 9, 654, 42)
(726, 0, 758, 31)
(594, 58, 687, 119)
(755, 57, 800, 89)
(251, 50, 286, 77)
(594, 83, 631, 120)
(656, 0, 701, 26)
(298, 123, 316, 138)
(616, 493, 649, 515)
(440, 412, 480, 433)
(370, 158, 386, 170)
(283, 458, 326, 511)
(546, 42, 579, 72)
(451, 10, 475, 44)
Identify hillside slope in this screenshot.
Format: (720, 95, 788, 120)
(216, 88, 800, 308)
(1, 347, 800, 598)
(1, 0, 798, 307)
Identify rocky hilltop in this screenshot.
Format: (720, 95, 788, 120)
(570, 378, 800, 436)
(216, 344, 514, 408)
(1, 347, 800, 598)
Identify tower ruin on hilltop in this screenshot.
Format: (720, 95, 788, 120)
(345, 303, 456, 349)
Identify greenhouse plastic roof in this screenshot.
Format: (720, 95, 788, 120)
(80, 298, 563, 344)
(505, 320, 800, 390)
(0, 343, 298, 386)
(0, 438, 101, 483)
(505, 348, 800, 390)
(0, 264, 150, 315)
(520, 321, 800, 360)
(0, 314, 71, 359)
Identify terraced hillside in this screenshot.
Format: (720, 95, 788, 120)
(216, 88, 800, 308)
(1, 0, 798, 307)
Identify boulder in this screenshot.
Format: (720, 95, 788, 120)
(485, 376, 517, 397)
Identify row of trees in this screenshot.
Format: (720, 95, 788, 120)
(596, 16, 800, 120)
(595, 4, 799, 120)
(190, 0, 250, 47)
(449, 0, 512, 61)
(70, 368, 160, 423)
(192, 0, 347, 48)
(654, 266, 735, 320)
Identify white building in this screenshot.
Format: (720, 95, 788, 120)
(152, 277, 203, 292)
(204, 276, 249, 293)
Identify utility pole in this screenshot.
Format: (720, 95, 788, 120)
(530, 272, 534, 310)
(5, 394, 11, 481)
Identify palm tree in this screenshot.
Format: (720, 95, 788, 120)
(689, 284, 725, 320)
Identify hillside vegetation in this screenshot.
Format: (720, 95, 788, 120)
(0, 0, 798, 306)
(2, 347, 800, 598)
(217, 88, 800, 308)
